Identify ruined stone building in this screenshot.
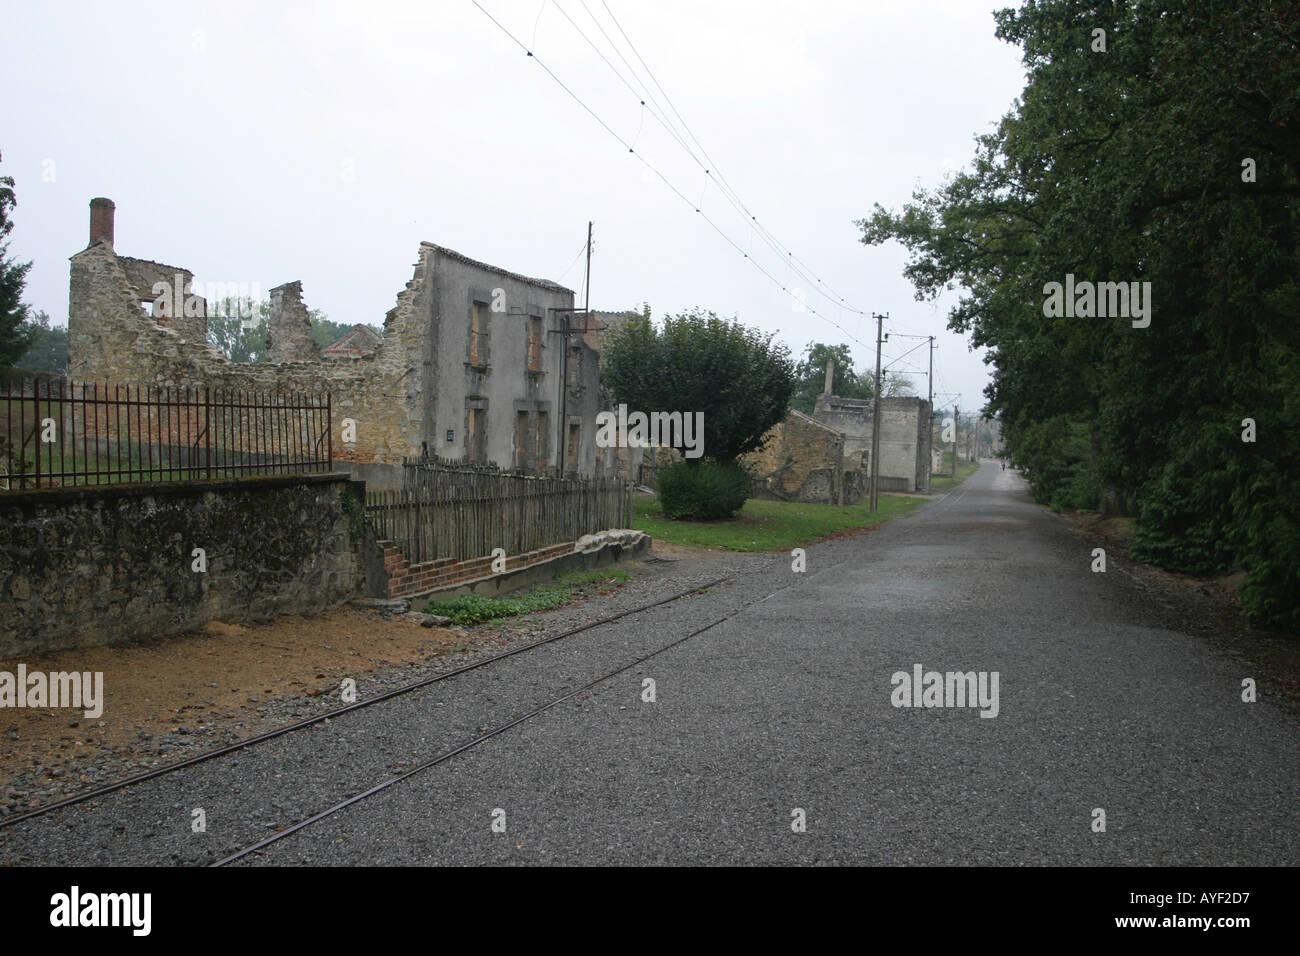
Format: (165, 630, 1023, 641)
(810, 392, 933, 492)
(322, 324, 382, 359)
(68, 199, 603, 488)
(740, 408, 865, 504)
(743, 374, 934, 502)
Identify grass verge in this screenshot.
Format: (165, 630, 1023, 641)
(633, 494, 927, 552)
(929, 457, 981, 493)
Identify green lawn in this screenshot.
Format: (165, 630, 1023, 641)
(633, 493, 928, 552)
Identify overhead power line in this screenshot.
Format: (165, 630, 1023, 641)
(468, 0, 877, 352)
(594, 0, 867, 319)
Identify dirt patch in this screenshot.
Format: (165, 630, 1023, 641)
(648, 538, 708, 561)
(0, 606, 462, 788)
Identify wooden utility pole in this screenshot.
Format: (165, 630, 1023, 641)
(869, 312, 887, 512)
(952, 404, 959, 477)
(927, 337, 934, 410)
(558, 221, 592, 475)
(926, 336, 934, 491)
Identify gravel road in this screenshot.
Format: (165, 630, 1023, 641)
(3, 463, 1295, 865)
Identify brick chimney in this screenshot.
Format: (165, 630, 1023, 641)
(89, 198, 115, 247)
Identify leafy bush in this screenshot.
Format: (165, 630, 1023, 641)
(656, 459, 751, 520)
(1009, 416, 1099, 513)
(1130, 442, 1237, 576)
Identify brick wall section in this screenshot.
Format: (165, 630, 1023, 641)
(68, 240, 430, 464)
(379, 541, 575, 599)
(0, 474, 362, 657)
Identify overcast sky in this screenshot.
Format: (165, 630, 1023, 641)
(3, 0, 1026, 414)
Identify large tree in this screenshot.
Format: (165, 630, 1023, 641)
(0, 151, 34, 367)
(602, 308, 794, 463)
(858, 0, 1300, 628)
(206, 298, 267, 363)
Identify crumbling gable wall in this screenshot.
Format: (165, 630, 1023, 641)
(115, 256, 210, 344)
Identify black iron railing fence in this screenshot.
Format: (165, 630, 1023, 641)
(0, 372, 332, 490)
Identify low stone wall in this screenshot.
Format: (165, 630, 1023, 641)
(0, 474, 362, 657)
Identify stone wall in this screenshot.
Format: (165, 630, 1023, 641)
(0, 474, 362, 657)
(742, 408, 863, 504)
(602, 443, 680, 487)
(580, 310, 639, 354)
(266, 281, 320, 364)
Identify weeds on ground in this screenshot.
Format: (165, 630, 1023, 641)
(424, 569, 632, 625)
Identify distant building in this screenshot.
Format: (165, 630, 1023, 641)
(322, 324, 382, 359)
(811, 392, 933, 492)
(740, 366, 934, 501)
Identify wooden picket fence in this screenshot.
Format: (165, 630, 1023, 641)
(364, 461, 632, 564)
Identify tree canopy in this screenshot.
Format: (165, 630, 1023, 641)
(791, 342, 872, 412)
(858, 0, 1300, 628)
(602, 308, 795, 463)
(0, 151, 34, 367)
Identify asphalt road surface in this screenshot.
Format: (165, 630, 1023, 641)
(6, 462, 1296, 865)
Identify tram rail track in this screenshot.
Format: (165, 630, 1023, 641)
(214, 594, 755, 865)
(215, 569, 816, 865)
(0, 577, 730, 832)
